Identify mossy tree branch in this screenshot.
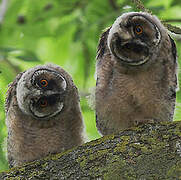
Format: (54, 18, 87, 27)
(0, 121, 181, 179)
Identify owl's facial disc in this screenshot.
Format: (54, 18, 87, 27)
(32, 69, 66, 92)
(110, 35, 149, 65)
(108, 13, 161, 66)
(28, 69, 67, 119)
(15, 68, 68, 119)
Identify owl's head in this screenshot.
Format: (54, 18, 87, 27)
(16, 64, 69, 119)
(107, 12, 163, 66)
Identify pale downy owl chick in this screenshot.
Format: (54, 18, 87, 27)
(96, 12, 178, 135)
(5, 64, 85, 167)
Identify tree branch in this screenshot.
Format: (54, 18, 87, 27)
(163, 19, 181, 23)
(162, 23, 181, 34)
(131, 0, 151, 13)
(0, 121, 181, 179)
(0, 0, 9, 24)
(108, 0, 119, 11)
(131, 0, 181, 35)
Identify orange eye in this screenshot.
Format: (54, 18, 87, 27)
(39, 99, 48, 108)
(135, 25, 143, 35)
(40, 79, 48, 87)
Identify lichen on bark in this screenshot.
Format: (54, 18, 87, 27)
(0, 121, 181, 179)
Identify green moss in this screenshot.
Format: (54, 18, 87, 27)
(146, 137, 157, 144)
(140, 146, 150, 153)
(114, 136, 130, 153)
(79, 157, 87, 168)
(87, 134, 115, 146)
(78, 148, 111, 169)
(131, 143, 142, 149)
(175, 123, 181, 137)
(167, 162, 181, 178)
(96, 149, 109, 156)
(103, 159, 135, 180)
(29, 170, 42, 177)
(8, 177, 21, 180)
(41, 162, 48, 169)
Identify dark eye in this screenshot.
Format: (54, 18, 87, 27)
(40, 79, 48, 87)
(135, 25, 143, 35)
(39, 98, 48, 108)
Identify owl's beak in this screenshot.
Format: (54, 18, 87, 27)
(118, 28, 132, 42)
(109, 32, 132, 47)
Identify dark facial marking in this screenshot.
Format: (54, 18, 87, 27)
(31, 69, 65, 91)
(35, 94, 64, 108)
(39, 98, 48, 108)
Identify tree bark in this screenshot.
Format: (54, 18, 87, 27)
(0, 121, 181, 179)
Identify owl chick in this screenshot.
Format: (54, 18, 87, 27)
(5, 64, 85, 167)
(96, 12, 178, 135)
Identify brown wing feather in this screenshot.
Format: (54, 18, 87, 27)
(168, 35, 178, 91)
(169, 35, 177, 62)
(5, 72, 24, 114)
(96, 27, 111, 60)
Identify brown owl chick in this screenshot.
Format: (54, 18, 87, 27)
(5, 64, 85, 167)
(96, 12, 178, 135)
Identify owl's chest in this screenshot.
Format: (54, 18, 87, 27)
(11, 125, 65, 163)
(29, 128, 64, 153)
(108, 70, 165, 112)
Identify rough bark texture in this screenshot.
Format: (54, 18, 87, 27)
(0, 121, 181, 180)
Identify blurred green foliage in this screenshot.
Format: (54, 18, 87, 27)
(0, 0, 181, 171)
